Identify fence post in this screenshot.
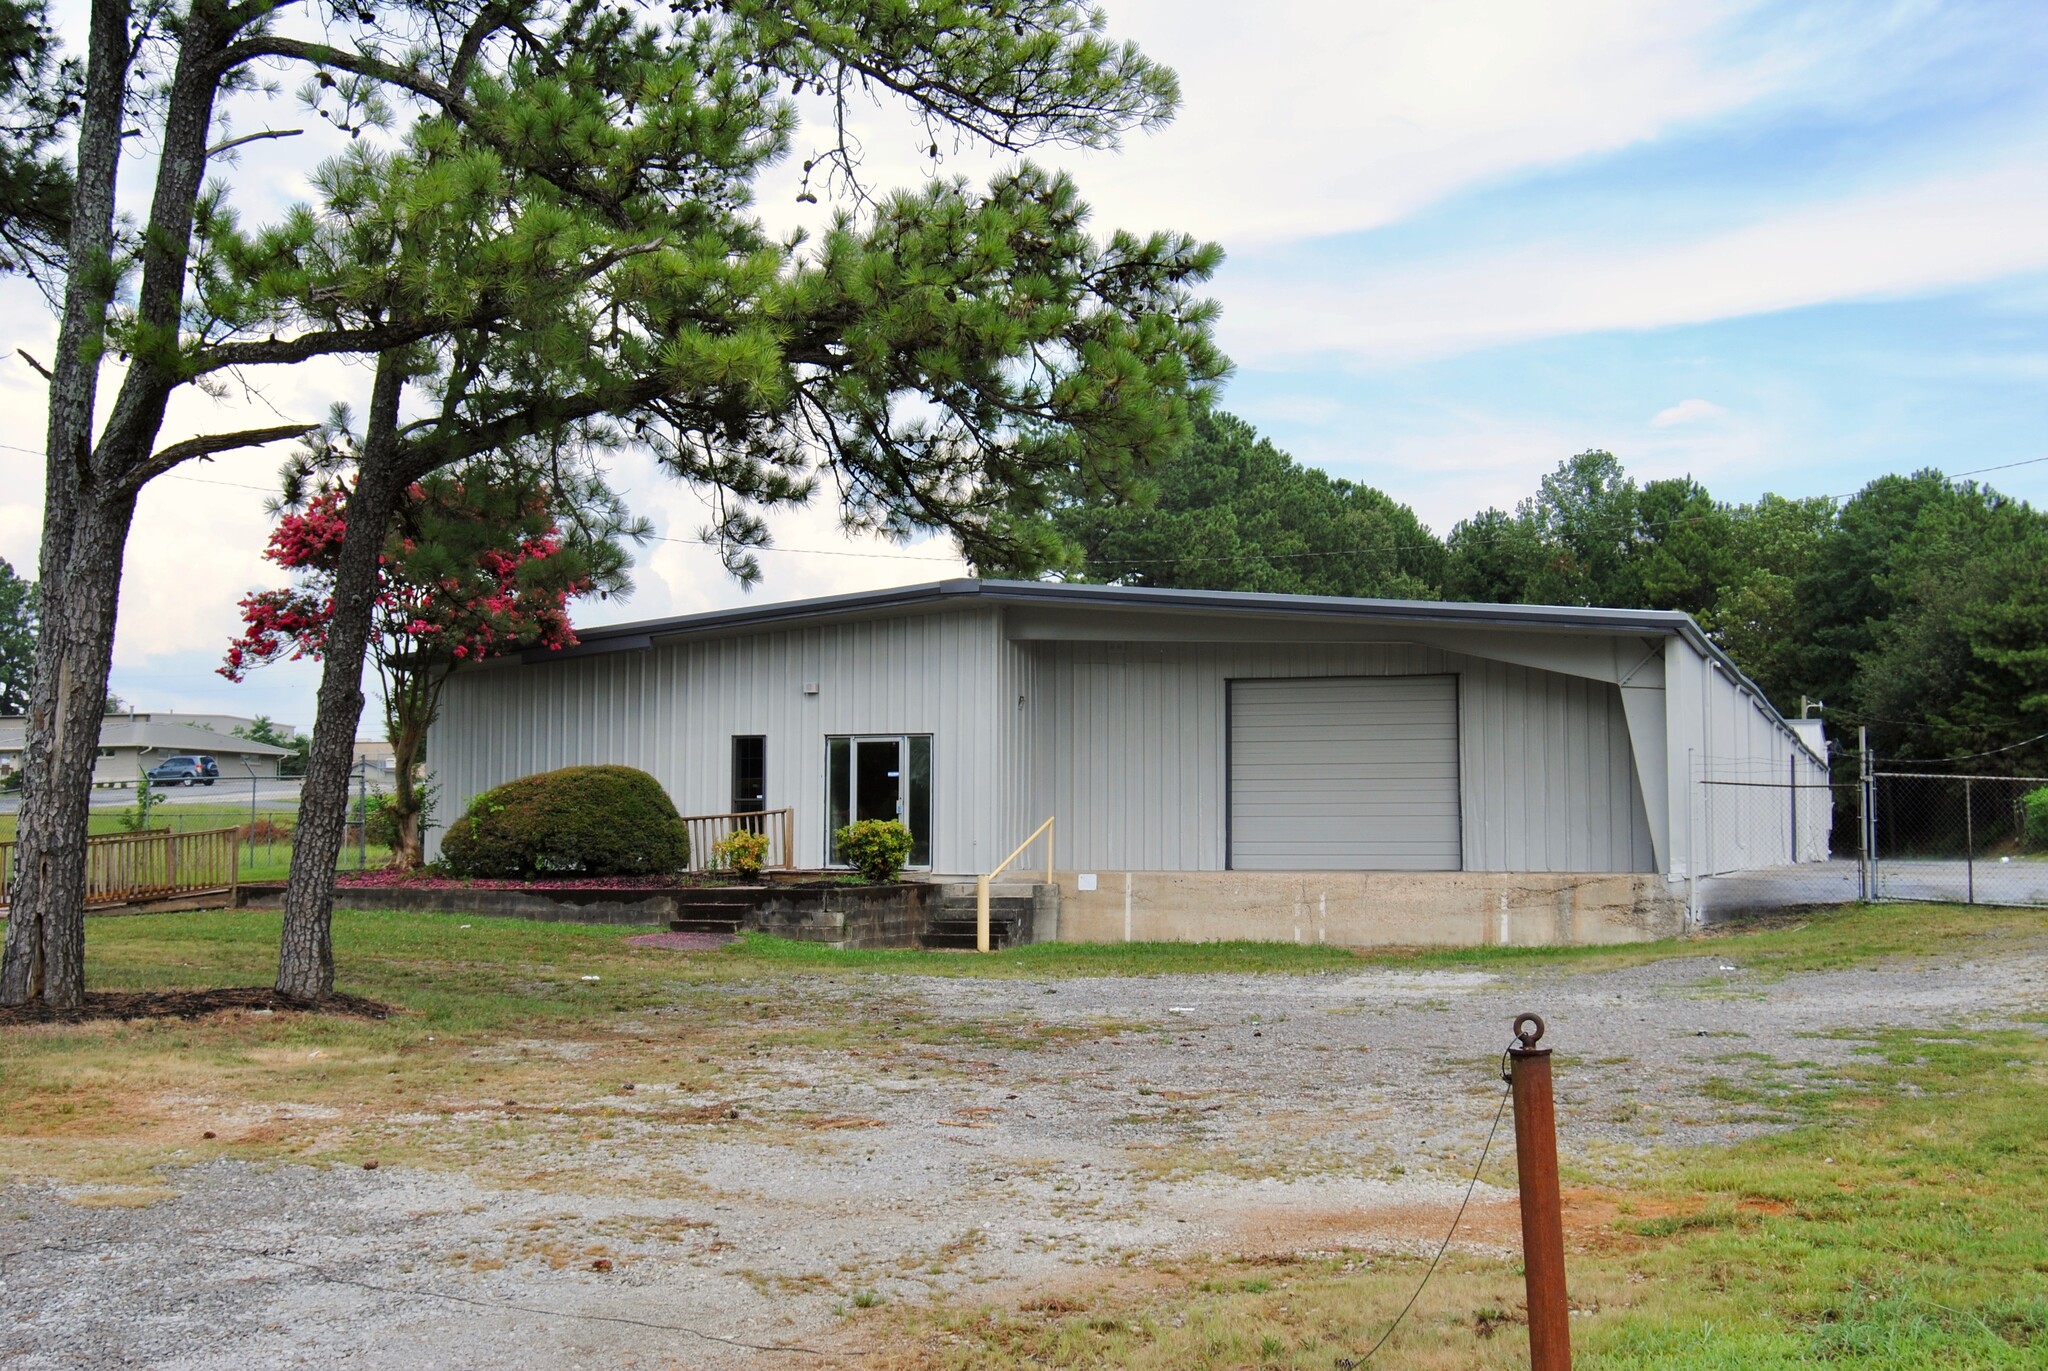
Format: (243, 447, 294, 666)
(1859, 727, 1874, 901)
(1788, 753, 1798, 863)
(1963, 776, 1974, 906)
(1508, 1013, 1571, 1371)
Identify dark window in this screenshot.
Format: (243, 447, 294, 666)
(731, 736, 766, 814)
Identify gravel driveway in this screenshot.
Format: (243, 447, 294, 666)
(4, 944, 2044, 1370)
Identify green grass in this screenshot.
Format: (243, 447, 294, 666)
(60, 900, 2048, 1005)
(0, 801, 295, 841)
(1575, 1028, 2048, 1368)
(722, 929, 1368, 976)
(1381, 899, 2048, 977)
(0, 804, 392, 880)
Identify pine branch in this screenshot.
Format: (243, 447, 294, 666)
(124, 422, 316, 492)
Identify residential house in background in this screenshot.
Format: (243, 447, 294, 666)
(0, 711, 297, 785)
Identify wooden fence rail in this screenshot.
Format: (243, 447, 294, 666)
(679, 808, 795, 874)
(0, 827, 240, 909)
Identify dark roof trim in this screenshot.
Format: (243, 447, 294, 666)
(519, 632, 653, 666)
(541, 578, 1822, 765)
(564, 577, 1706, 645)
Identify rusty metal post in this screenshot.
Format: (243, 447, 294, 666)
(1508, 1013, 1571, 1370)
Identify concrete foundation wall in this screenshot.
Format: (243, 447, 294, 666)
(750, 883, 933, 949)
(1049, 869, 1684, 948)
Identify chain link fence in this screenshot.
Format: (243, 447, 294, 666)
(0, 769, 400, 880)
(1692, 756, 1864, 917)
(1690, 759, 2048, 915)
(1867, 772, 2048, 908)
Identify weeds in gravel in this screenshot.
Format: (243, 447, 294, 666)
(863, 1028, 2048, 1370)
(1392, 901, 2048, 977)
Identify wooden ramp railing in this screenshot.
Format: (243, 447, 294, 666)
(678, 808, 796, 875)
(0, 827, 240, 909)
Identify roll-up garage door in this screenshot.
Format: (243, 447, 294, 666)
(1228, 676, 1461, 870)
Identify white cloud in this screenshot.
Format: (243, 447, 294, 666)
(1074, 0, 1793, 245)
(1650, 398, 1731, 427)
(1226, 156, 2048, 363)
(758, 0, 1806, 249)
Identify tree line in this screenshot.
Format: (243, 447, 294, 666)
(996, 411, 2048, 771)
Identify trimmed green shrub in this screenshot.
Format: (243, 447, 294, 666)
(2025, 785, 2048, 852)
(834, 818, 914, 884)
(711, 827, 771, 878)
(441, 765, 689, 879)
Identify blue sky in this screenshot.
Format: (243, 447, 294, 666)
(2, 0, 2045, 730)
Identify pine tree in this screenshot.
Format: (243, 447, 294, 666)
(3, 0, 1223, 1006)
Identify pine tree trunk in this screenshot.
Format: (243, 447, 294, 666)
(275, 359, 407, 1001)
(0, 0, 133, 1010)
(0, 494, 137, 1007)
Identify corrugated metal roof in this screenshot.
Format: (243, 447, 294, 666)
(0, 717, 292, 755)
(517, 577, 1818, 764)
(539, 578, 1699, 652)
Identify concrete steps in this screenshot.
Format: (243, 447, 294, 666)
(919, 891, 1034, 950)
(669, 887, 756, 936)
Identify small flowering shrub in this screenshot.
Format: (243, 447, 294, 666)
(711, 827, 771, 878)
(834, 819, 914, 884)
(441, 766, 689, 878)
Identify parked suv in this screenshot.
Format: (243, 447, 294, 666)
(146, 755, 219, 787)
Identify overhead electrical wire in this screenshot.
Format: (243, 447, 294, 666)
(0, 441, 2044, 571)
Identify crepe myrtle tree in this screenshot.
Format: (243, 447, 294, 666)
(7, 0, 1222, 1007)
(255, 5, 1221, 1002)
(222, 435, 639, 867)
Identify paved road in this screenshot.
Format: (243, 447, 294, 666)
(1697, 856, 2048, 913)
(0, 778, 306, 816)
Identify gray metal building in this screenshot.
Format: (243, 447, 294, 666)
(428, 580, 1829, 945)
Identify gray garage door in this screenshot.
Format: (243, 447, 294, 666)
(1228, 676, 1462, 871)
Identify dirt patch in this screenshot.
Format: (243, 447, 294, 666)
(623, 930, 737, 951)
(1228, 1194, 1524, 1257)
(0, 986, 393, 1026)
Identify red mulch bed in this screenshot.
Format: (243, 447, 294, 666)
(0, 987, 394, 1026)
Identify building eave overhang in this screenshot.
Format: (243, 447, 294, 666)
(510, 578, 1820, 764)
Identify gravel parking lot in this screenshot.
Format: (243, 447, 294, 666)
(3, 942, 2044, 1370)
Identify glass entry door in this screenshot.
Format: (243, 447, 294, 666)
(827, 735, 933, 867)
(854, 737, 902, 825)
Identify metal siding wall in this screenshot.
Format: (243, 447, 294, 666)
(1663, 636, 1834, 877)
(425, 609, 1005, 869)
(1023, 640, 1655, 874)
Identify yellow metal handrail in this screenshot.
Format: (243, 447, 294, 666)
(976, 815, 1054, 953)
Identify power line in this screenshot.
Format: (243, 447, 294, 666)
(1871, 729, 2048, 766)
(3, 439, 2046, 571)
